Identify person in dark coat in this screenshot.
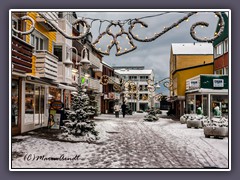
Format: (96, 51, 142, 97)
(121, 102, 127, 118)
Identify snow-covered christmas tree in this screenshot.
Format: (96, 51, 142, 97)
(144, 108, 159, 122)
(61, 82, 99, 140)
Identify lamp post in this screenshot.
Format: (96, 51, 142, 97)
(63, 46, 91, 86)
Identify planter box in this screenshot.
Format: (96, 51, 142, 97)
(187, 120, 203, 128)
(204, 126, 228, 138)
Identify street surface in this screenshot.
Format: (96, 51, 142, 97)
(12, 112, 229, 169)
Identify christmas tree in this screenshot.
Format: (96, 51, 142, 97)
(61, 82, 99, 140)
(144, 108, 159, 122)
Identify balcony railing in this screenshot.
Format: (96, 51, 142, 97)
(88, 77, 102, 93)
(89, 52, 101, 70)
(12, 36, 33, 73)
(35, 50, 58, 81)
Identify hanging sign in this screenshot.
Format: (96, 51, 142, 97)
(50, 100, 64, 110)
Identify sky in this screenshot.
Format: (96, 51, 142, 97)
(76, 10, 221, 95)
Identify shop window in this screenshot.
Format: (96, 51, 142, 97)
(186, 95, 194, 114)
(12, 80, 19, 127)
(211, 95, 228, 118)
(25, 83, 34, 124)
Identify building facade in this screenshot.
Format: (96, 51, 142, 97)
(114, 67, 155, 112)
(213, 12, 229, 75)
(169, 43, 214, 117)
(11, 11, 103, 135)
(185, 74, 228, 118)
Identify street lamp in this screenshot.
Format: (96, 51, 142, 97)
(64, 47, 78, 67)
(80, 47, 91, 71)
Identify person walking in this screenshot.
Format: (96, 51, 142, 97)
(121, 102, 127, 118)
(114, 103, 120, 118)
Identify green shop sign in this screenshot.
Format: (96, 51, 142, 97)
(200, 75, 228, 89)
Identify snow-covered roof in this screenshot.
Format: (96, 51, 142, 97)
(171, 43, 213, 55)
(115, 69, 153, 75)
(102, 61, 113, 69)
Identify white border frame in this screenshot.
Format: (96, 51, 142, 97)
(9, 9, 231, 172)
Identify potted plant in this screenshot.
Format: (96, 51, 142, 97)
(186, 114, 208, 129)
(203, 117, 228, 139)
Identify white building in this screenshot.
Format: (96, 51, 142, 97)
(114, 67, 156, 111)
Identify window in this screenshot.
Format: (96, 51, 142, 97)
(224, 39, 228, 53)
(129, 76, 137, 80)
(12, 19, 18, 36)
(30, 32, 48, 51)
(216, 43, 223, 57)
(53, 45, 63, 62)
(225, 67, 229, 75)
(140, 76, 148, 80)
(12, 79, 19, 126)
(215, 69, 224, 75)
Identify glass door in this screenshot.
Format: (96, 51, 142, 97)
(34, 85, 45, 126)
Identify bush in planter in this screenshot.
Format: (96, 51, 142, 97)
(186, 114, 209, 128)
(144, 108, 159, 122)
(180, 114, 190, 124)
(203, 117, 228, 138)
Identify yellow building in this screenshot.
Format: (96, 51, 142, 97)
(169, 43, 214, 117)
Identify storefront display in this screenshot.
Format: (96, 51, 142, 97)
(11, 79, 19, 127)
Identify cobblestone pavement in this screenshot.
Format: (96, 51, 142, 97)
(87, 113, 229, 169)
(12, 113, 229, 169)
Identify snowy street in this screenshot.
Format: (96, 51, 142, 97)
(12, 112, 229, 169)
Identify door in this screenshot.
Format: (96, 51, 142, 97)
(22, 82, 47, 133)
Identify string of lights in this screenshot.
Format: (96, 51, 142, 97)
(11, 11, 225, 56)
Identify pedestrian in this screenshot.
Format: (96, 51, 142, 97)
(121, 102, 127, 118)
(114, 103, 120, 118)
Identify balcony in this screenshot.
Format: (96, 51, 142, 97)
(89, 52, 101, 70)
(12, 36, 33, 73)
(35, 50, 58, 81)
(88, 77, 102, 93)
(36, 12, 58, 32)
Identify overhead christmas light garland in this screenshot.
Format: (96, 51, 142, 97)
(11, 11, 225, 56)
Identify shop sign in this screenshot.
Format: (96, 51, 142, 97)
(50, 100, 64, 110)
(213, 79, 224, 87)
(189, 80, 199, 89)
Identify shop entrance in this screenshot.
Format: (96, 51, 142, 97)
(22, 82, 47, 133)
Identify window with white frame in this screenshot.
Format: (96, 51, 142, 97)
(215, 69, 224, 75)
(216, 43, 223, 57)
(30, 31, 48, 51)
(224, 39, 228, 53)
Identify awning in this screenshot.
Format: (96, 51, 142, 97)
(58, 84, 77, 91)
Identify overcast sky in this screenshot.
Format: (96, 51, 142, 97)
(76, 10, 221, 95)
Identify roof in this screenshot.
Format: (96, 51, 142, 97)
(115, 69, 153, 75)
(102, 61, 113, 69)
(113, 66, 145, 70)
(171, 43, 213, 55)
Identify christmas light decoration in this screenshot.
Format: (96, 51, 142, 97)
(92, 21, 137, 56)
(12, 11, 225, 56)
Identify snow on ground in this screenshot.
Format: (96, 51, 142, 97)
(11, 113, 229, 169)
